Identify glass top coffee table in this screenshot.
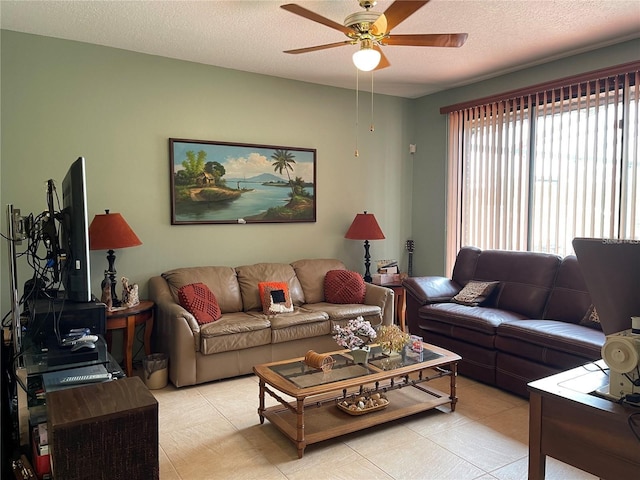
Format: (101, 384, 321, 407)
(253, 342, 461, 458)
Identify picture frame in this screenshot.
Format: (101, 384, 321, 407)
(169, 138, 317, 225)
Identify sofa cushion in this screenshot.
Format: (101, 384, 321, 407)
(291, 258, 347, 304)
(496, 319, 604, 360)
(473, 250, 561, 318)
(236, 263, 304, 311)
(162, 266, 243, 313)
(199, 312, 271, 354)
(258, 281, 294, 315)
(304, 302, 382, 326)
(261, 309, 331, 343)
(419, 303, 526, 336)
(324, 270, 366, 304)
(177, 283, 222, 325)
(579, 305, 602, 330)
(542, 256, 592, 323)
(452, 280, 499, 306)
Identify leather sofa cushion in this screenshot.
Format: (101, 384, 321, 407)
(542, 256, 592, 323)
(199, 312, 271, 354)
(162, 266, 243, 313)
(235, 263, 304, 311)
(496, 319, 604, 359)
(473, 250, 561, 318)
(304, 302, 381, 323)
(265, 311, 331, 343)
(451, 246, 482, 286)
(291, 258, 347, 304)
(403, 276, 461, 304)
(419, 303, 526, 336)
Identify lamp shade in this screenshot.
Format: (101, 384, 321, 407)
(88, 210, 142, 250)
(344, 212, 385, 240)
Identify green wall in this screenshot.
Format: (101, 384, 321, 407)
(2, 30, 638, 316)
(0, 31, 413, 313)
(409, 39, 640, 277)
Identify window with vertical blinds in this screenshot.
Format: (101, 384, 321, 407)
(443, 63, 639, 273)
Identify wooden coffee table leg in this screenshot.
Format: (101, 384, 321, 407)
(258, 379, 265, 424)
(450, 362, 458, 412)
(296, 398, 305, 458)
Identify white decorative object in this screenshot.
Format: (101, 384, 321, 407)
(121, 277, 140, 308)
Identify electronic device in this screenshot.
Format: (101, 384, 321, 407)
(599, 329, 640, 400)
(60, 334, 99, 346)
(572, 238, 640, 401)
(59, 156, 92, 303)
(42, 364, 110, 392)
(24, 299, 105, 350)
(70, 341, 96, 352)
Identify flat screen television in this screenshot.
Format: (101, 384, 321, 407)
(60, 157, 92, 302)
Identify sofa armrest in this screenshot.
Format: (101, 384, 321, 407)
(149, 276, 201, 386)
(364, 283, 394, 327)
(403, 276, 461, 306)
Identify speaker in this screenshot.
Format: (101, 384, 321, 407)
(46, 377, 158, 480)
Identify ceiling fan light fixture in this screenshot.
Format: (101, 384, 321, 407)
(352, 42, 381, 71)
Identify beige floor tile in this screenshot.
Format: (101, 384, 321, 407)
(285, 455, 392, 480)
(477, 404, 530, 445)
(364, 435, 486, 480)
(157, 392, 229, 433)
(427, 412, 528, 472)
(490, 456, 598, 480)
(271, 438, 363, 476)
(405, 406, 476, 437)
(159, 445, 180, 480)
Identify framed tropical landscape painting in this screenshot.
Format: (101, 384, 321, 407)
(169, 138, 317, 225)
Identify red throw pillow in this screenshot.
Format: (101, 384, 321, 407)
(324, 270, 366, 304)
(178, 283, 221, 325)
(258, 281, 294, 315)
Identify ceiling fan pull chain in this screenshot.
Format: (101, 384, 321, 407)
(355, 68, 360, 157)
(370, 71, 375, 132)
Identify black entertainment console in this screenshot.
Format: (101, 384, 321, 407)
(25, 299, 106, 350)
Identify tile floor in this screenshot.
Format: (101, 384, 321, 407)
(150, 373, 597, 480)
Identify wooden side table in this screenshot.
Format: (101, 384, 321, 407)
(106, 300, 154, 377)
(528, 360, 640, 479)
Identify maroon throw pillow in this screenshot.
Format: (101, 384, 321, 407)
(324, 270, 366, 304)
(178, 283, 221, 325)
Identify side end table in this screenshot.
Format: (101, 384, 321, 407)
(106, 300, 154, 377)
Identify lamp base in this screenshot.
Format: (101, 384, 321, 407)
(363, 240, 372, 283)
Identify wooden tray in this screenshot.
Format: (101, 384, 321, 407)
(336, 399, 389, 416)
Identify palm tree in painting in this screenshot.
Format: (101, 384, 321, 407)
(271, 149, 296, 198)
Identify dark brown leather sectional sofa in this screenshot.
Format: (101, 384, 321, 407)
(403, 246, 605, 397)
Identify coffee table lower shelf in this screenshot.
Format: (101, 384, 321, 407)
(262, 385, 452, 455)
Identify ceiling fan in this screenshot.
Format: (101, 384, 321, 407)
(281, 0, 468, 71)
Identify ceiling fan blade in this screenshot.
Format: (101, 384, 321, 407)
(374, 45, 391, 70)
(284, 41, 352, 55)
(281, 4, 353, 35)
(382, 33, 468, 48)
(382, 0, 430, 31)
(371, 13, 388, 35)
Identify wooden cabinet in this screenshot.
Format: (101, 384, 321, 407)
(47, 377, 158, 480)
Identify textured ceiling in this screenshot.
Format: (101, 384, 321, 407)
(1, 0, 639, 98)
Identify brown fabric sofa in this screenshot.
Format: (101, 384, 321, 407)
(149, 258, 394, 387)
(403, 247, 605, 397)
